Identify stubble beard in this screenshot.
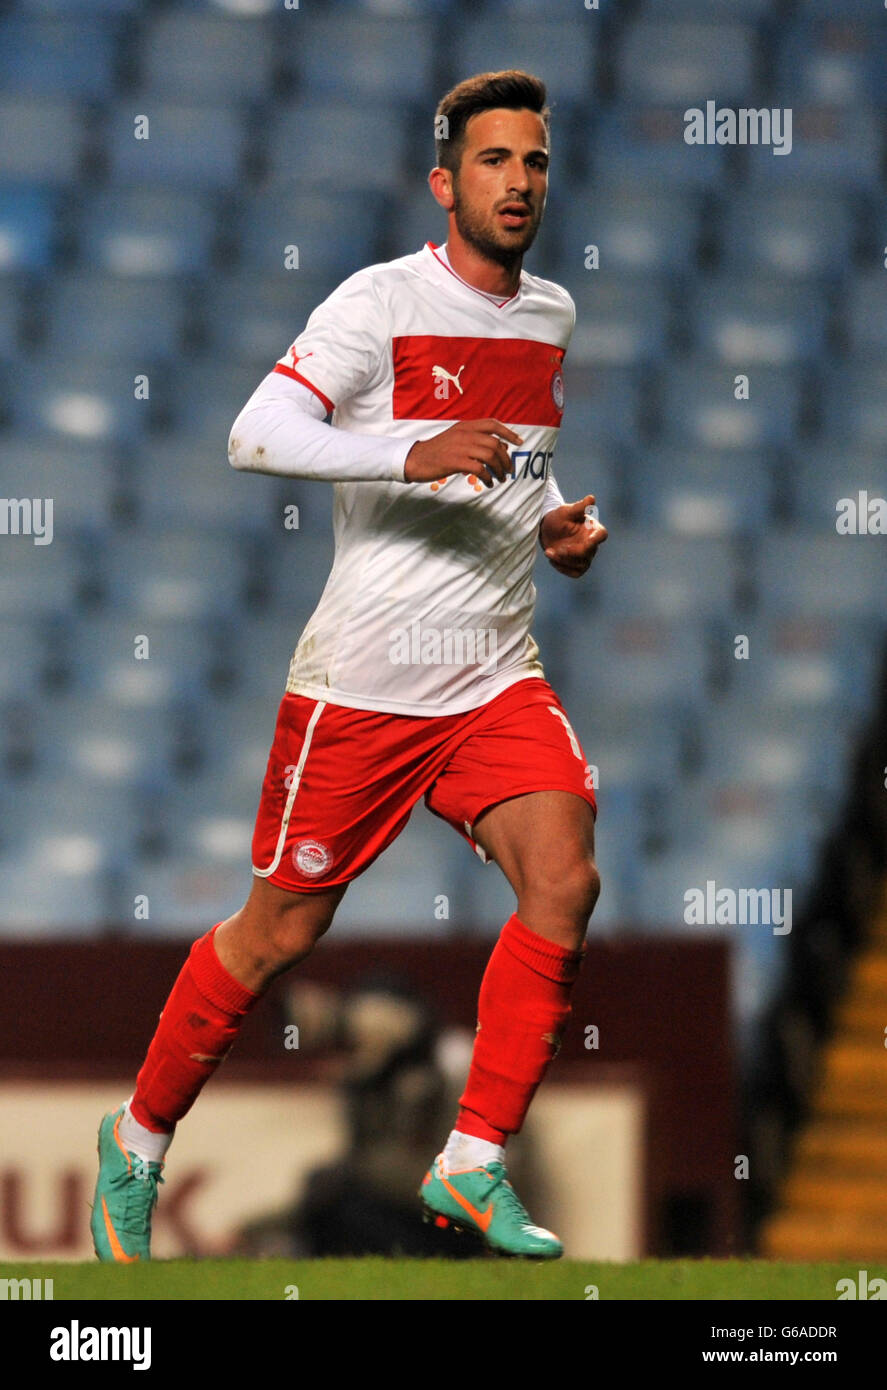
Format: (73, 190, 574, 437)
(451, 177, 542, 272)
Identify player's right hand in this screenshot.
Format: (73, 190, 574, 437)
(403, 419, 524, 489)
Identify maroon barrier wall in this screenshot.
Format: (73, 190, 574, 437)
(0, 934, 738, 1254)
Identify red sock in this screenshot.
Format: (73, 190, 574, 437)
(457, 914, 584, 1144)
(129, 924, 260, 1133)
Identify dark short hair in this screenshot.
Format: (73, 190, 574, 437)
(434, 70, 550, 176)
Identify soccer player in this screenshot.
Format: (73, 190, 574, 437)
(92, 69, 608, 1262)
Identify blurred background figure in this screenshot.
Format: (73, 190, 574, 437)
(0, 0, 885, 1258)
(232, 977, 535, 1258)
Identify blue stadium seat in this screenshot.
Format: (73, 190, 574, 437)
(725, 616, 881, 718)
(776, 17, 886, 108)
(162, 766, 263, 866)
(105, 102, 246, 191)
(292, 15, 436, 103)
(0, 618, 52, 700)
(658, 360, 802, 449)
(823, 358, 887, 448)
(77, 187, 217, 276)
(0, 183, 57, 271)
(0, 276, 20, 357)
(590, 715, 685, 798)
(319, 0, 456, 10)
(117, 858, 247, 935)
(138, 13, 275, 101)
(592, 106, 727, 191)
(265, 105, 408, 193)
(446, 18, 597, 107)
(15, 0, 137, 12)
(690, 276, 829, 366)
(5, 776, 142, 863)
(166, 361, 276, 442)
(333, 810, 470, 935)
(708, 803, 824, 891)
(629, 447, 774, 536)
(191, 692, 282, 782)
(0, 537, 80, 617)
(590, 531, 739, 619)
(845, 272, 887, 353)
(563, 179, 704, 274)
(0, 17, 119, 100)
(541, 438, 624, 523)
(618, 19, 756, 105)
(101, 530, 251, 620)
(634, 842, 796, 940)
(255, 532, 338, 614)
(561, 368, 642, 448)
(639, 800, 823, 1028)
(567, 276, 670, 368)
(224, 610, 326, 697)
(65, 614, 226, 704)
(8, 357, 153, 443)
(0, 97, 85, 184)
(202, 272, 338, 366)
(132, 428, 334, 541)
(802, 0, 884, 13)
(171, 362, 282, 439)
(719, 186, 855, 279)
(754, 532, 887, 622)
(384, 191, 449, 265)
(566, 614, 710, 712)
(587, 790, 647, 932)
(791, 445, 887, 530)
(746, 107, 881, 193)
(486, 0, 616, 13)
(0, 434, 118, 533)
(0, 849, 111, 935)
(648, 0, 774, 12)
(177, 0, 279, 10)
(38, 693, 178, 783)
(237, 189, 388, 278)
(698, 704, 851, 801)
(44, 274, 188, 362)
(130, 435, 281, 531)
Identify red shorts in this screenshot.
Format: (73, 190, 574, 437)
(251, 676, 597, 892)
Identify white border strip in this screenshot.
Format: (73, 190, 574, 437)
(252, 700, 327, 878)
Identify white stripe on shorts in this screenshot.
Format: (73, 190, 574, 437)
(252, 699, 327, 879)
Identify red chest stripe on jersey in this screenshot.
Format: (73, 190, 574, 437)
(391, 336, 565, 425)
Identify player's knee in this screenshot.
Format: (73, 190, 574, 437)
(521, 852, 600, 928)
(544, 854, 600, 924)
(265, 903, 334, 968)
(571, 856, 601, 921)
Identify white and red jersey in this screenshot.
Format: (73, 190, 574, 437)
(248, 241, 575, 717)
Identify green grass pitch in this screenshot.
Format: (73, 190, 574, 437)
(2, 1258, 883, 1301)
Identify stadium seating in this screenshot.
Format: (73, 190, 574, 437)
(138, 13, 276, 102)
(77, 187, 218, 277)
(0, 0, 884, 1093)
(0, 97, 86, 184)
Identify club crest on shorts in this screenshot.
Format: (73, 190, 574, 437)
(293, 838, 333, 877)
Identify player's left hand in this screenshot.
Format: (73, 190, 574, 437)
(540, 494, 608, 578)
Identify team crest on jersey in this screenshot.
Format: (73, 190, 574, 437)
(550, 367, 564, 412)
(293, 838, 333, 877)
